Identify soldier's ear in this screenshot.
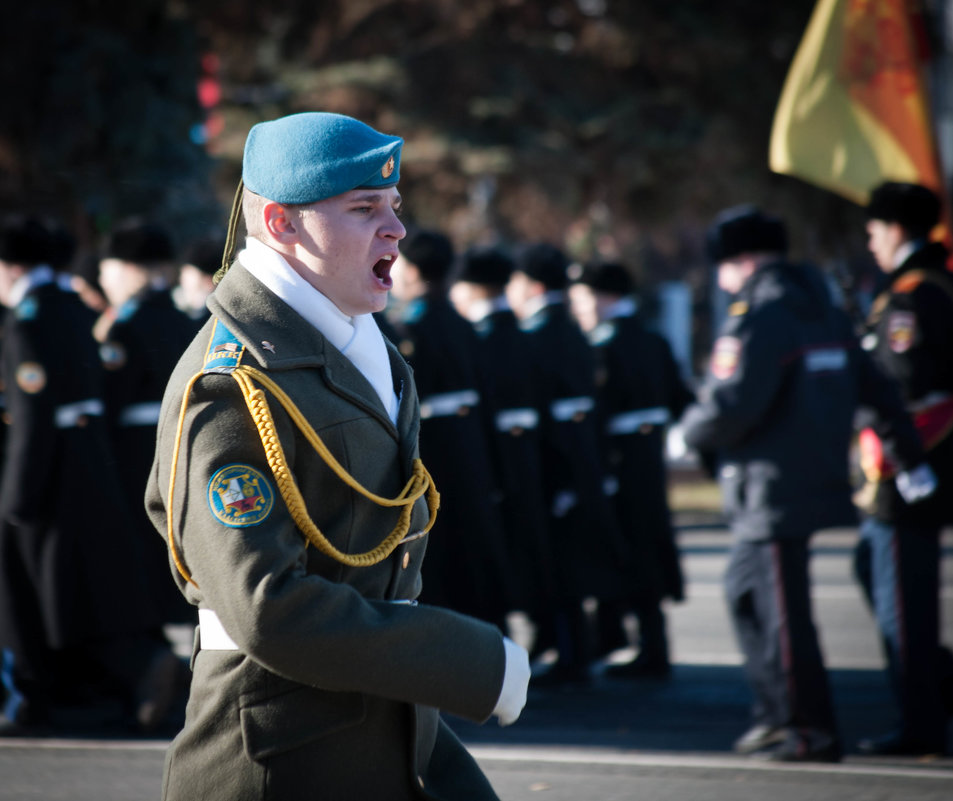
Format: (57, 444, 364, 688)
(262, 202, 299, 245)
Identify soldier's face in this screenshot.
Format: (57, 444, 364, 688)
(289, 187, 406, 316)
(0, 261, 22, 308)
(568, 283, 599, 332)
(866, 219, 904, 273)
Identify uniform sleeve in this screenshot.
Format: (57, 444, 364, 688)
(146, 372, 506, 724)
(855, 344, 926, 472)
(873, 282, 953, 402)
(681, 307, 791, 452)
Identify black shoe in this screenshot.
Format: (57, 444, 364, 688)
(603, 656, 671, 680)
(766, 728, 841, 763)
(733, 723, 788, 755)
(857, 731, 947, 757)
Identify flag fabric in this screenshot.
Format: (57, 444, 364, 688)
(769, 0, 944, 207)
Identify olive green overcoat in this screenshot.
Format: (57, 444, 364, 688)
(145, 264, 506, 801)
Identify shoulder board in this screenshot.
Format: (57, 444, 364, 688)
(728, 300, 749, 317)
(14, 296, 38, 321)
(203, 318, 245, 373)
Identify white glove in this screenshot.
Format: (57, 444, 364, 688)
(896, 463, 938, 504)
(492, 636, 530, 727)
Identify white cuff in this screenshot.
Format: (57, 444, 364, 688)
(491, 636, 530, 727)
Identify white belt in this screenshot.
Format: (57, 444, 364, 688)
(550, 396, 594, 422)
(607, 406, 670, 435)
(119, 401, 162, 426)
(54, 398, 104, 428)
(495, 408, 539, 432)
(199, 597, 420, 652)
(420, 389, 479, 419)
(198, 608, 239, 651)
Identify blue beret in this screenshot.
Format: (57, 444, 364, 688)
(242, 112, 403, 204)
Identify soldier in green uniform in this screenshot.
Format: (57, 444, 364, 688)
(145, 112, 529, 801)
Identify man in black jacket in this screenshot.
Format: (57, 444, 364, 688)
(853, 182, 953, 756)
(681, 206, 929, 762)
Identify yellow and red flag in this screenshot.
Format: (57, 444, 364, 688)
(769, 0, 945, 211)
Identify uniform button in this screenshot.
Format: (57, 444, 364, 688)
(402, 551, 411, 569)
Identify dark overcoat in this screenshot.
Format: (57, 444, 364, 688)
(519, 301, 627, 601)
(472, 308, 556, 615)
(590, 312, 693, 603)
(145, 265, 506, 801)
(0, 278, 158, 664)
(387, 296, 516, 623)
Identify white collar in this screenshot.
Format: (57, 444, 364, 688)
(523, 290, 564, 319)
(603, 296, 638, 320)
(465, 295, 510, 323)
(893, 238, 925, 270)
(238, 238, 399, 423)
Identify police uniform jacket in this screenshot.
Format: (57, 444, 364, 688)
(0, 276, 158, 654)
(682, 260, 923, 542)
(388, 296, 516, 624)
(145, 264, 506, 801)
(519, 301, 627, 600)
(864, 241, 953, 527)
(472, 307, 556, 615)
(101, 287, 197, 623)
(590, 311, 693, 602)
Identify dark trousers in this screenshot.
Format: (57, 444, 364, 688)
(725, 536, 837, 735)
(855, 518, 947, 748)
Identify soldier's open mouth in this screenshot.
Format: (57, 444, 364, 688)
(373, 256, 394, 288)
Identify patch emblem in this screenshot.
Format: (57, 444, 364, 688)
(208, 464, 275, 528)
(886, 312, 915, 353)
(381, 155, 395, 179)
(710, 336, 742, 380)
(15, 362, 46, 394)
(100, 341, 127, 370)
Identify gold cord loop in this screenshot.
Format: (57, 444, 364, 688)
(166, 365, 439, 587)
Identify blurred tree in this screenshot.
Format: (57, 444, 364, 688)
(2, 0, 930, 296)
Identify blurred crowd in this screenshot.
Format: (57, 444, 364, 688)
(0, 187, 950, 761)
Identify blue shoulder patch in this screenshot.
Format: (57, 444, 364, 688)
(203, 318, 245, 373)
(14, 296, 38, 321)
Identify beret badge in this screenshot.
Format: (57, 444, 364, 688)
(382, 155, 396, 180)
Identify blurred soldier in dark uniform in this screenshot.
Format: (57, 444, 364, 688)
(506, 242, 628, 684)
(681, 206, 930, 762)
(450, 244, 557, 640)
(853, 182, 953, 756)
(569, 260, 694, 678)
(0, 216, 180, 735)
(97, 220, 198, 625)
(387, 229, 516, 627)
(174, 233, 225, 328)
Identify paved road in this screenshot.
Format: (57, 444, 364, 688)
(1, 525, 951, 800)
